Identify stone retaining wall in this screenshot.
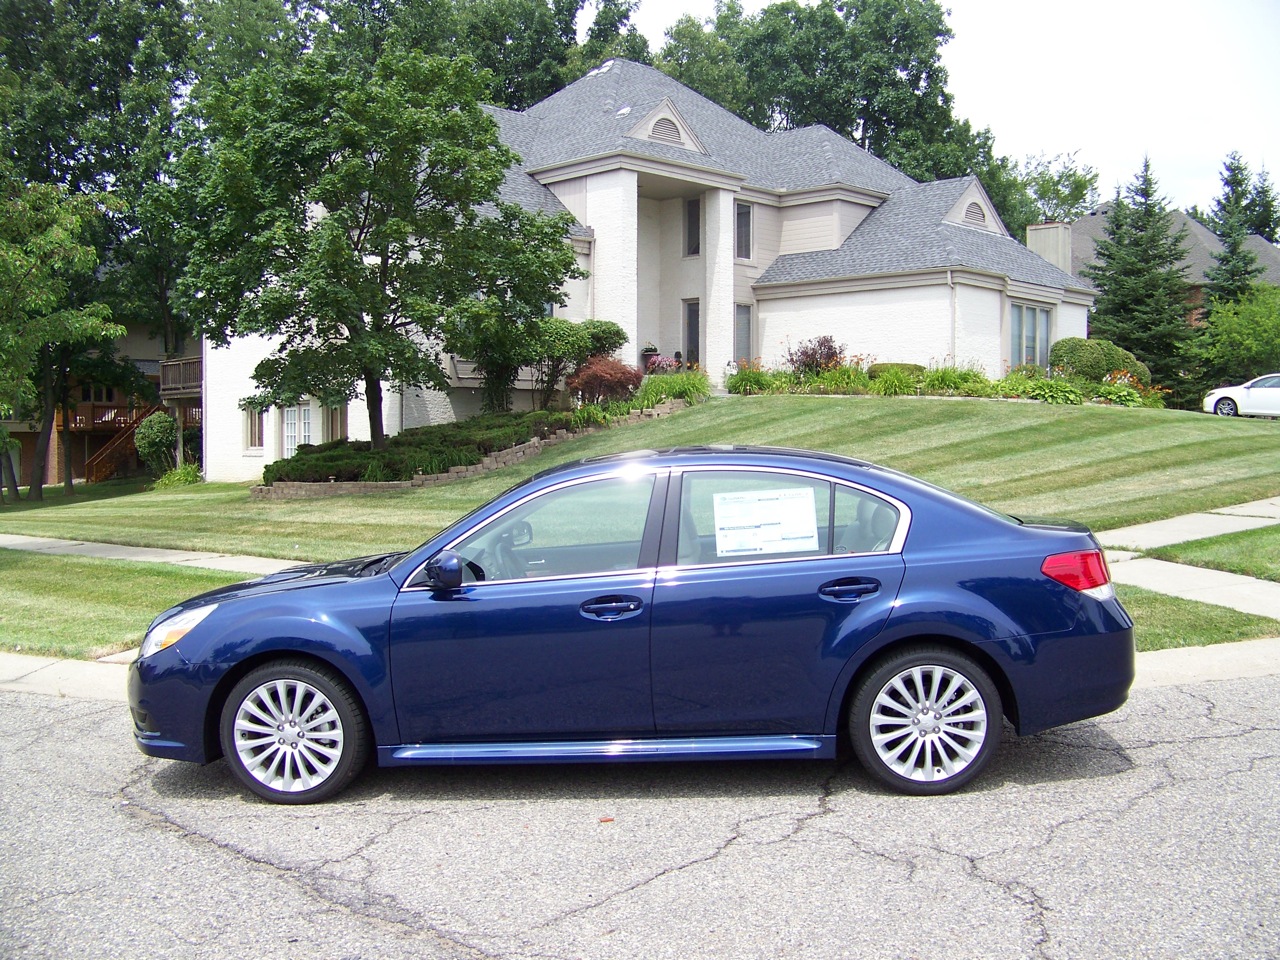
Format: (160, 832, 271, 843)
(250, 400, 686, 500)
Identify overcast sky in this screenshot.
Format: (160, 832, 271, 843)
(618, 0, 1280, 213)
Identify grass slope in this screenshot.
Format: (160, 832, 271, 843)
(1150, 525, 1280, 584)
(1, 396, 1277, 562)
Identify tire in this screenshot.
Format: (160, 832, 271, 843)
(1214, 398, 1238, 417)
(220, 658, 370, 804)
(849, 644, 1002, 796)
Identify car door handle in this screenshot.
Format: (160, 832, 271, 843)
(819, 579, 880, 601)
(580, 596, 645, 621)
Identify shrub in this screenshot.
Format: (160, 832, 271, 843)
(868, 362, 927, 380)
(1049, 337, 1151, 386)
(1092, 383, 1142, 407)
(867, 367, 918, 396)
(571, 403, 608, 429)
(633, 370, 711, 407)
(153, 463, 202, 488)
(135, 412, 178, 474)
(1026, 378, 1084, 405)
(725, 361, 774, 395)
(994, 372, 1036, 397)
(785, 336, 845, 376)
(645, 354, 680, 374)
(814, 365, 871, 394)
(566, 356, 644, 406)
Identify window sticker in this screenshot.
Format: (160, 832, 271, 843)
(713, 487, 819, 556)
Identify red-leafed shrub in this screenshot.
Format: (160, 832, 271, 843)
(566, 355, 643, 406)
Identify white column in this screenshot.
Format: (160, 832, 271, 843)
(703, 188, 736, 386)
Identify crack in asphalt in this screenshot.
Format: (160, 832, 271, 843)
(118, 771, 497, 960)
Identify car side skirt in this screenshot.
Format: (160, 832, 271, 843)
(380, 734, 837, 766)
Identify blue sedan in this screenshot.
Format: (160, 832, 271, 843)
(129, 446, 1134, 803)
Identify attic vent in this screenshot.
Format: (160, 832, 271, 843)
(650, 117, 683, 145)
(964, 202, 987, 227)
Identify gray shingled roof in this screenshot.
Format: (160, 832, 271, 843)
(757, 178, 1088, 290)
(1072, 204, 1280, 286)
(486, 59, 1085, 292)
(513, 58, 914, 195)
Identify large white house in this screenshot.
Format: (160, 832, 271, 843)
(203, 58, 1093, 482)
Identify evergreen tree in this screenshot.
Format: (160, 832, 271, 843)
(1204, 152, 1262, 302)
(1081, 158, 1191, 388)
(1245, 167, 1279, 243)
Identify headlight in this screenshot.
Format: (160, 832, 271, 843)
(140, 605, 218, 660)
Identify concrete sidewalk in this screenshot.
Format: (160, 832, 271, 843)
(1097, 496, 1280, 551)
(0, 533, 300, 576)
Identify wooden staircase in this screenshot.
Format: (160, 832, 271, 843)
(85, 404, 164, 483)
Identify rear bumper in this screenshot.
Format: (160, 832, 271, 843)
(1005, 625, 1135, 736)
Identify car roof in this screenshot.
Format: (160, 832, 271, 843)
(533, 446, 878, 482)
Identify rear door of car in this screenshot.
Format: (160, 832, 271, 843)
(648, 467, 907, 736)
(389, 470, 667, 743)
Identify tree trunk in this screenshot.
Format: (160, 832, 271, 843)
(1, 445, 19, 503)
(364, 370, 386, 451)
(27, 345, 57, 501)
(61, 401, 75, 496)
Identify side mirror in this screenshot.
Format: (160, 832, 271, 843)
(421, 550, 464, 590)
(508, 519, 533, 547)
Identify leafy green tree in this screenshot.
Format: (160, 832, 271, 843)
(1197, 284, 1280, 382)
(456, 0, 582, 108)
(655, 11, 756, 124)
(1082, 159, 1191, 389)
(0, 163, 125, 499)
(1019, 152, 1100, 225)
(181, 43, 581, 440)
(565, 0, 651, 76)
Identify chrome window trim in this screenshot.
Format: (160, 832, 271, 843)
(666, 464, 912, 569)
(402, 467, 666, 591)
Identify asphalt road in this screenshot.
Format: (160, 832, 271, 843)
(2, 681, 1277, 960)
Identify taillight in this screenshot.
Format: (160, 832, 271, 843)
(1041, 550, 1115, 600)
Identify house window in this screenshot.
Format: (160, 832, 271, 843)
(735, 202, 752, 260)
(80, 385, 115, 403)
(685, 198, 700, 256)
(684, 300, 701, 368)
(1010, 303, 1052, 367)
(282, 404, 311, 459)
(734, 304, 753, 363)
(246, 409, 264, 450)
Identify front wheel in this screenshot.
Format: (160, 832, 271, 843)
(1214, 398, 1238, 417)
(849, 645, 1002, 795)
(220, 659, 370, 804)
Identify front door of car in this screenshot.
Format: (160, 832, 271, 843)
(649, 469, 907, 735)
(1247, 375, 1280, 415)
(389, 472, 665, 743)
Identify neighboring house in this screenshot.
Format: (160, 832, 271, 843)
(3, 322, 199, 487)
(1069, 204, 1280, 314)
(203, 58, 1092, 482)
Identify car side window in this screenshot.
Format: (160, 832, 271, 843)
(451, 474, 656, 582)
(677, 471, 832, 563)
(832, 485, 901, 554)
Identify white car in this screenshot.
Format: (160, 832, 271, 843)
(1204, 374, 1280, 418)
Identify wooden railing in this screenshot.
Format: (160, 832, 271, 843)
(63, 403, 140, 431)
(160, 357, 202, 398)
(85, 404, 164, 483)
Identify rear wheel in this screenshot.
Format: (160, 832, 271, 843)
(849, 645, 1001, 795)
(1214, 398, 1238, 417)
(220, 659, 369, 804)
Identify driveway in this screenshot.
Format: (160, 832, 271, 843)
(2, 678, 1277, 959)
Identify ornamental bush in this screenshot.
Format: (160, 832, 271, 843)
(868, 362, 926, 380)
(565, 356, 644, 406)
(785, 336, 845, 376)
(867, 367, 919, 396)
(1049, 337, 1151, 386)
(135, 412, 178, 474)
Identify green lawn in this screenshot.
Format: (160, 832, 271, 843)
(1117, 584, 1280, 652)
(1149, 524, 1280, 584)
(0, 550, 246, 659)
(2, 397, 1278, 562)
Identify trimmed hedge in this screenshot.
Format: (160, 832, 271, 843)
(1049, 337, 1151, 385)
(263, 410, 575, 484)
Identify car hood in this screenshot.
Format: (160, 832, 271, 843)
(164, 552, 407, 614)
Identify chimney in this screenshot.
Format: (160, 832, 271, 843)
(1026, 222, 1072, 274)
